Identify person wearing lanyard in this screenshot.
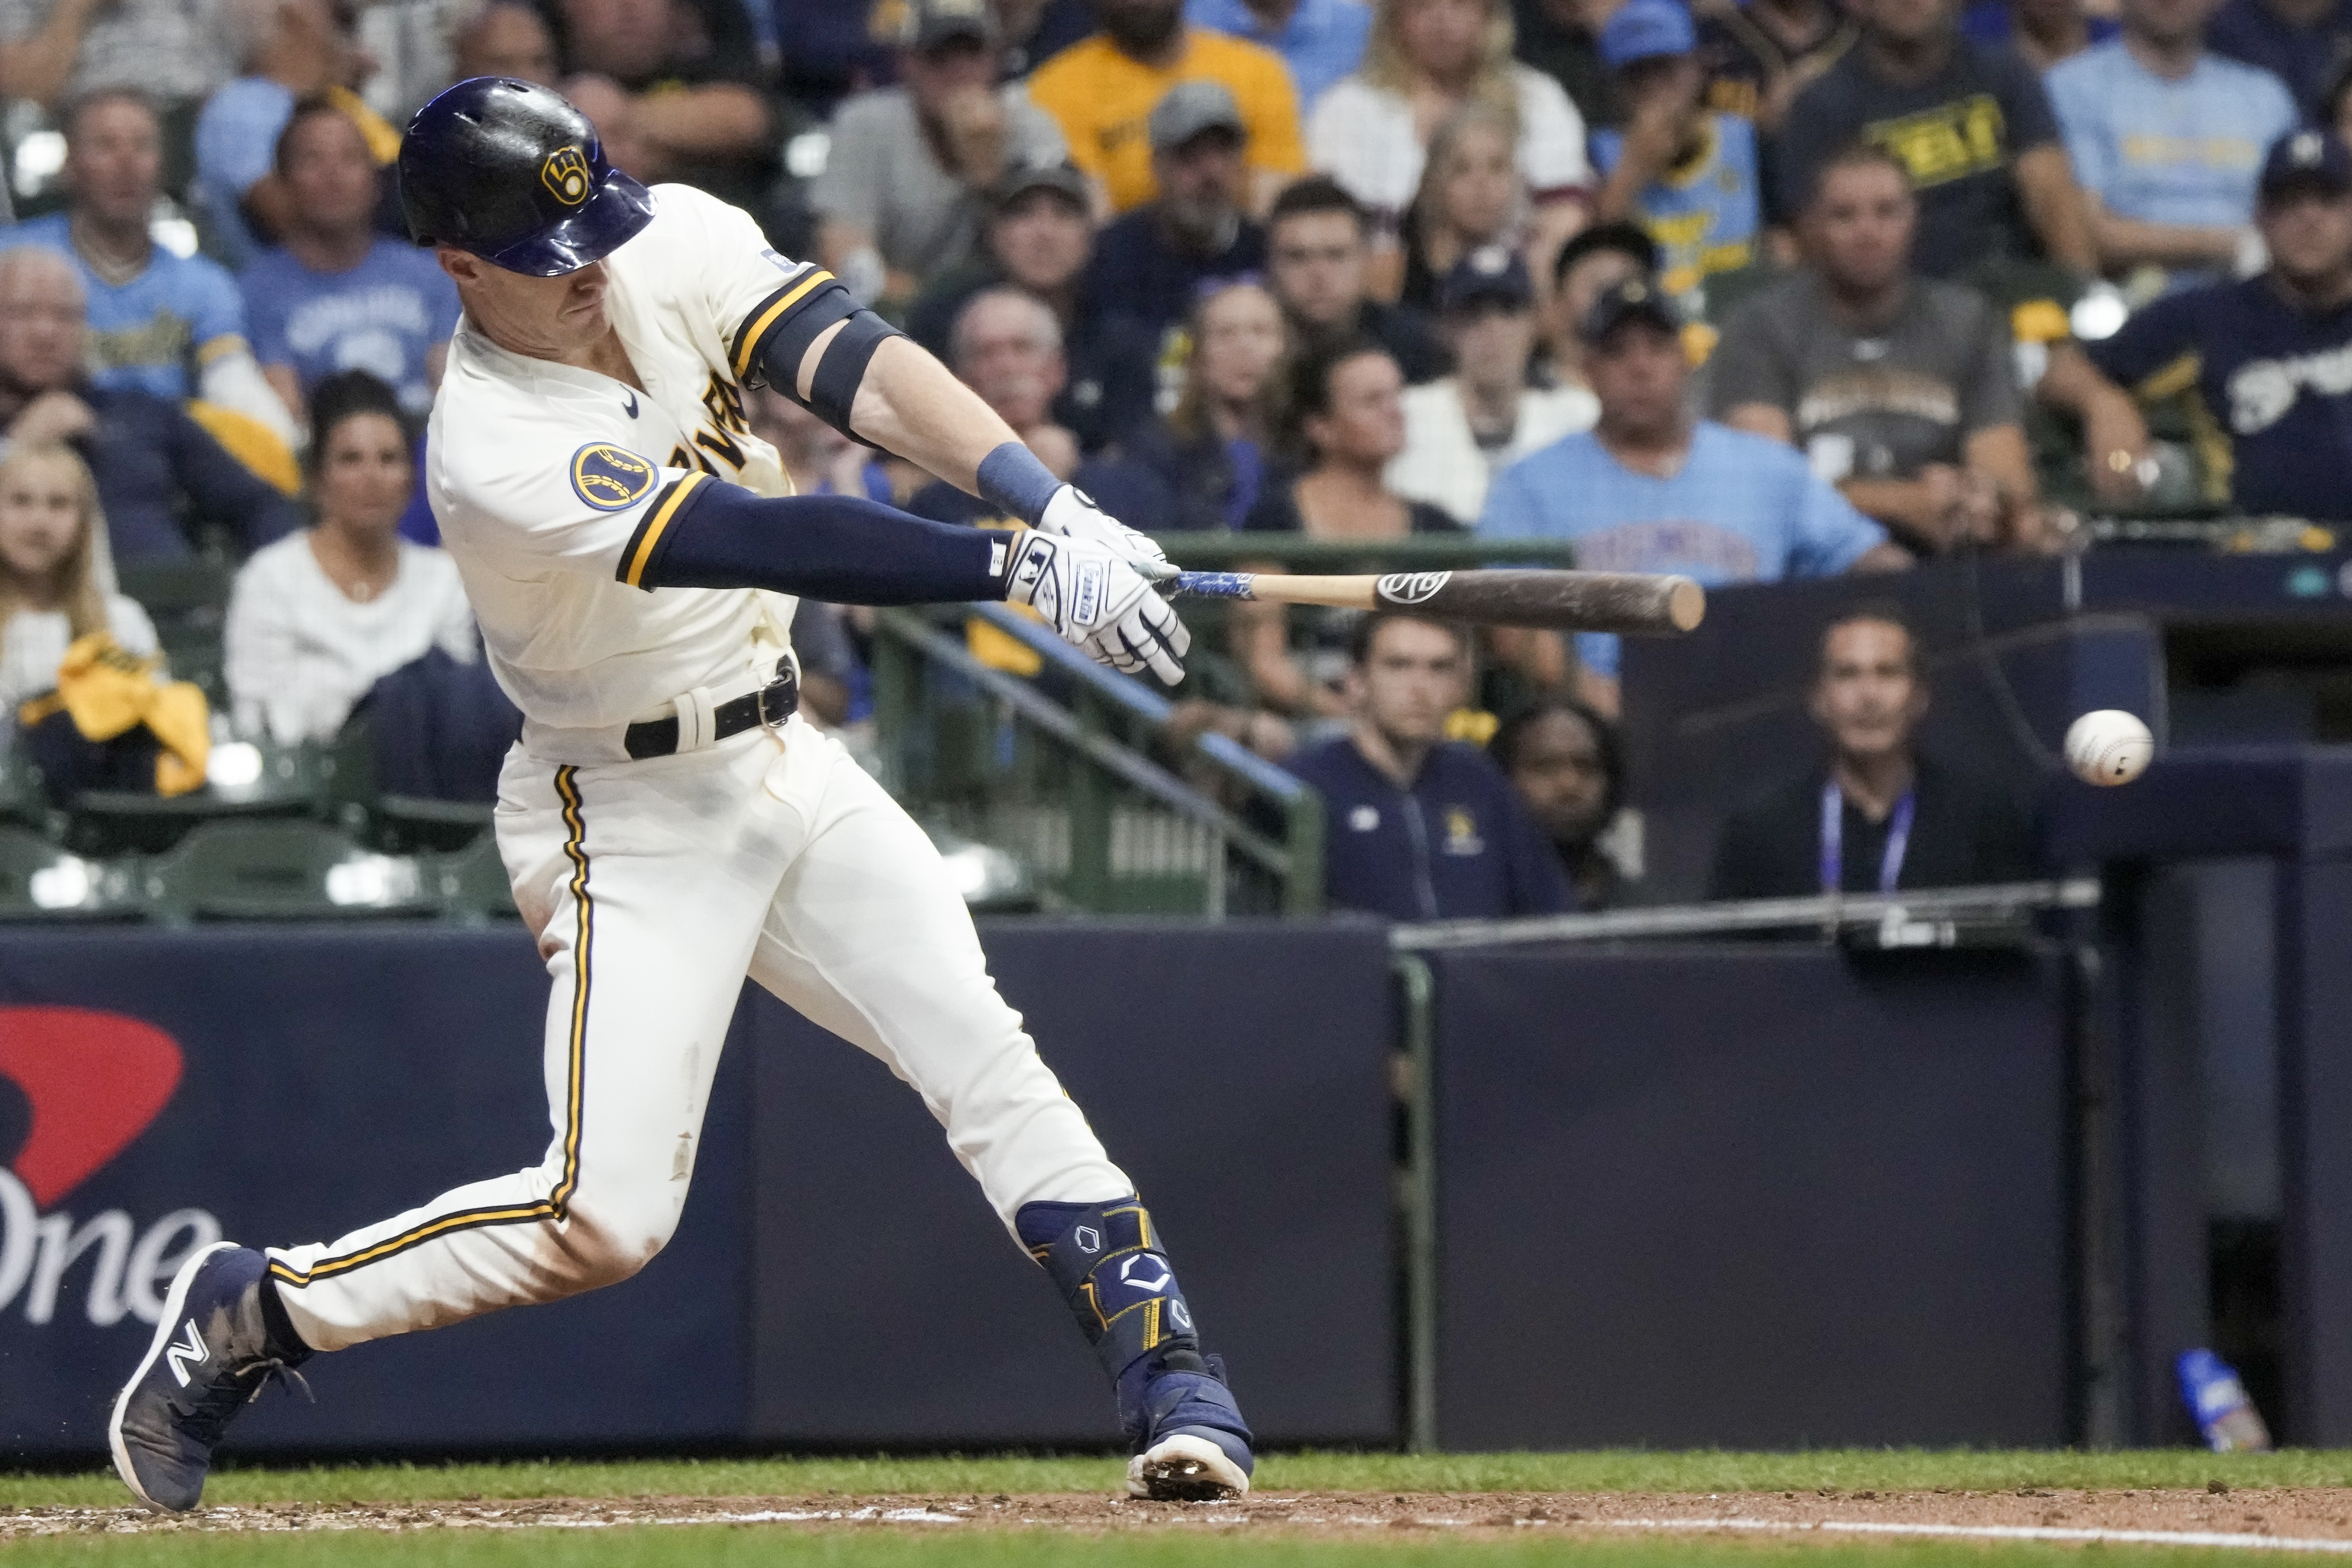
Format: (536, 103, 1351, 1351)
(1709, 606, 2037, 900)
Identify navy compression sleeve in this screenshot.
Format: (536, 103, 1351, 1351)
(618, 473, 1015, 604)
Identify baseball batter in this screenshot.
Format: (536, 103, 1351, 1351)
(109, 79, 1252, 1510)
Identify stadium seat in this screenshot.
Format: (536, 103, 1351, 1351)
(143, 819, 438, 922)
(68, 739, 334, 855)
(374, 795, 494, 854)
(0, 825, 139, 920)
(429, 831, 520, 923)
(114, 556, 233, 707)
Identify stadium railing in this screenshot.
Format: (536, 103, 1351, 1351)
(868, 603, 1324, 916)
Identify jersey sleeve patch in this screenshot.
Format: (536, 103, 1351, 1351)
(570, 444, 659, 512)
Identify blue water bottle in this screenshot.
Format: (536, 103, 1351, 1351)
(2177, 1349, 2272, 1452)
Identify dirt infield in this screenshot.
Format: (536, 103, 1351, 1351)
(14, 1485, 2352, 1548)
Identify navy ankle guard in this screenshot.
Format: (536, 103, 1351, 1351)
(1016, 1196, 1199, 1384)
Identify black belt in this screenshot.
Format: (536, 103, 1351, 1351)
(624, 661, 798, 760)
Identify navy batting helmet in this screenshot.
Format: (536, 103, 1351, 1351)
(398, 78, 655, 276)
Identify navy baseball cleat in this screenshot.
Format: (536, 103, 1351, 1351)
(1122, 1348, 1255, 1500)
(109, 1242, 313, 1512)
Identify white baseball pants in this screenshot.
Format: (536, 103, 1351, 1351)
(267, 717, 1130, 1351)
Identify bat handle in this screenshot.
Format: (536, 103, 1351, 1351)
(1169, 571, 1255, 601)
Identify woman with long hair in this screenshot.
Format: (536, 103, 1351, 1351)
(1400, 103, 1525, 311)
(224, 370, 477, 744)
(0, 443, 157, 715)
(1234, 334, 1459, 716)
(1097, 278, 1289, 533)
(1308, 0, 1590, 292)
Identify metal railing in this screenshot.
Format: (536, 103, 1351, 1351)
(869, 605, 1322, 917)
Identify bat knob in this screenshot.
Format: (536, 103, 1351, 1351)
(1665, 577, 1705, 632)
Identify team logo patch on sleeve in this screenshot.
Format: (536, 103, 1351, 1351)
(570, 444, 657, 510)
(542, 146, 591, 206)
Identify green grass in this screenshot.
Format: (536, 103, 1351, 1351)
(0, 1530, 2312, 1568)
(11, 1452, 2350, 1566)
(6, 1449, 2350, 1510)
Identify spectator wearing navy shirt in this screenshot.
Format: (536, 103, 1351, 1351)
(2208, 0, 2352, 113)
(2040, 128, 2352, 520)
(0, 247, 299, 563)
(1285, 612, 1573, 920)
(1083, 82, 1270, 345)
(1710, 606, 2035, 899)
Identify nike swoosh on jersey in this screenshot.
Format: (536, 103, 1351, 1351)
(623, 391, 639, 418)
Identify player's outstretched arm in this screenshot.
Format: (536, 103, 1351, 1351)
(740, 278, 1171, 577)
(622, 479, 1189, 684)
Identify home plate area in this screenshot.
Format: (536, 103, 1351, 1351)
(15, 1486, 2352, 1548)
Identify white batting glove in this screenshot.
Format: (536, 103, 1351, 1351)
(1038, 485, 1176, 582)
(1003, 529, 1190, 686)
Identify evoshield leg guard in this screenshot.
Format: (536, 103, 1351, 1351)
(1015, 1196, 1255, 1499)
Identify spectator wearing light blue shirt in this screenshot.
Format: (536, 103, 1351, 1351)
(0, 90, 298, 451)
(1589, 0, 1760, 318)
(1184, 0, 1370, 109)
(191, 0, 355, 269)
(2047, 0, 2298, 292)
(239, 101, 457, 423)
(1479, 277, 1901, 710)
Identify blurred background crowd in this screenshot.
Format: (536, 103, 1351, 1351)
(1, 0, 2350, 922)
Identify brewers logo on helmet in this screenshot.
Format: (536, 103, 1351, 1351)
(399, 78, 655, 276)
(541, 147, 591, 207)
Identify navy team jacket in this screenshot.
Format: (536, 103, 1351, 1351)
(1284, 737, 1574, 921)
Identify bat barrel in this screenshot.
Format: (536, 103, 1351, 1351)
(1377, 569, 1705, 634)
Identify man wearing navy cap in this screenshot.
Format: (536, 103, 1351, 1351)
(2041, 128, 2352, 520)
(1590, 0, 1762, 317)
(1390, 247, 1598, 525)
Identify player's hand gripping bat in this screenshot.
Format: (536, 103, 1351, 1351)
(1167, 568, 1705, 634)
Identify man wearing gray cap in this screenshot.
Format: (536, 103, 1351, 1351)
(814, 0, 1070, 309)
(910, 160, 1159, 446)
(1082, 80, 1270, 346)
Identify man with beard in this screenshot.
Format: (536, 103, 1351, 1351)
(1083, 82, 1269, 343)
(1026, 0, 1306, 214)
(2039, 128, 2352, 521)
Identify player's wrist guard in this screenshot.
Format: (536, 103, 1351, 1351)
(1016, 1197, 1202, 1385)
(977, 442, 1062, 525)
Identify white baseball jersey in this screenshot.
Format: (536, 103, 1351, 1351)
(427, 183, 818, 760)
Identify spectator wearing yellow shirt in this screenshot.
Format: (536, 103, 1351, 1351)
(1027, 0, 1308, 214)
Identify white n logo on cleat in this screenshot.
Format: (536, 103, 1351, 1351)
(165, 1320, 208, 1386)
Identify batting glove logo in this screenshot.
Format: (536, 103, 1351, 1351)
(542, 146, 592, 207)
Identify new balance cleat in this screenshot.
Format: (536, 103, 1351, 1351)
(109, 1242, 312, 1512)
(1123, 1350, 1254, 1500)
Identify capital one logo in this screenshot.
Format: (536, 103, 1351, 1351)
(0, 1008, 218, 1328)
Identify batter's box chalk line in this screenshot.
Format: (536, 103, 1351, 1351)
(1611, 1516, 2352, 1554)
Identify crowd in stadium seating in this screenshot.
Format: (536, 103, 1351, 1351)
(4, 0, 2352, 917)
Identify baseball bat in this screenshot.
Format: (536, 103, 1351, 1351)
(1168, 568, 1705, 634)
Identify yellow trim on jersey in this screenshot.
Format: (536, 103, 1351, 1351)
(732, 269, 837, 381)
(194, 333, 251, 366)
(622, 472, 708, 588)
(270, 767, 595, 1290)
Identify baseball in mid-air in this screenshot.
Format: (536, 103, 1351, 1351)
(2065, 710, 2154, 786)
